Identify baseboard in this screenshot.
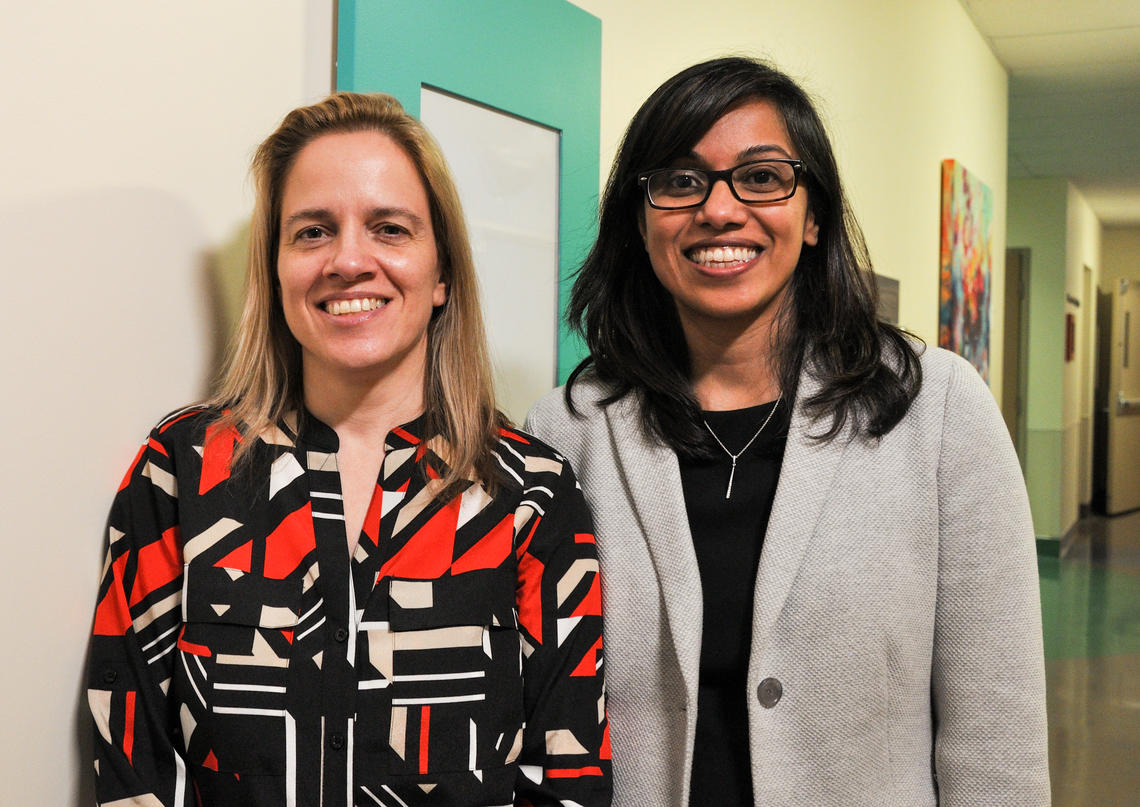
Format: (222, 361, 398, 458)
(1036, 537, 1062, 557)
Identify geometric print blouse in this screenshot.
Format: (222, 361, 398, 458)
(88, 406, 611, 807)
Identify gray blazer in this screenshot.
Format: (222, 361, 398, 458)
(526, 346, 1049, 807)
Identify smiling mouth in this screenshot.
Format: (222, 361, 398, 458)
(687, 246, 760, 267)
(322, 297, 388, 316)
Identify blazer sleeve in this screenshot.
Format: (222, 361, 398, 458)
(513, 457, 612, 806)
(88, 427, 192, 806)
(930, 358, 1051, 806)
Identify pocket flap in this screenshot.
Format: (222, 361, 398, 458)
(386, 567, 516, 631)
(183, 563, 301, 628)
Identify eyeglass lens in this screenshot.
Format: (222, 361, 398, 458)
(646, 161, 798, 207)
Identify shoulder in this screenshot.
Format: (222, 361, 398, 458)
(891, 346, 1012, 465)
(527, 377, 611, 423)
(912, 345, 996, 411)
(491, 424, 585, 505)
(525, 377, 630, 443)
(143, 403, 219, 449)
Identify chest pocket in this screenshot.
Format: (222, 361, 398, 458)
(356, 567, 525, 778)
(178, 563, 301, 775)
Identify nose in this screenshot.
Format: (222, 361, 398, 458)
(327, 226, 375, 281)
(695, 176, 747, 229)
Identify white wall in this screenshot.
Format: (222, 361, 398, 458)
(570, 0, 1010, 394)
(0, 2, 332, 803)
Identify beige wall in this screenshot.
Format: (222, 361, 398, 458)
(1102, 226, 1140, 288)
(1066, 188, 1101, 513)
(570, 0, 1011, 390)
(0, 2, 331, 803)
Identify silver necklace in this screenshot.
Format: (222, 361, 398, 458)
(702, 396, 782, 499)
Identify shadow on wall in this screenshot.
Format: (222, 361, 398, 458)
(0, 189, 245, 806)
(205, 220, 251, 375)
(63, 207, 248, 805)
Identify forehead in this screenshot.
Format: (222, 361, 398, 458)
(685, 98, 797, 163)
(280, 130, 429, 210)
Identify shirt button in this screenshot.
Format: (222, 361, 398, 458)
(330, 733, 345, 750)
(102, 669, 118, 685)
(334, 627, 349, 643)
(757, 677, 783, 708)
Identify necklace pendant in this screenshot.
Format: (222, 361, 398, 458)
(725, 459, 737, 499)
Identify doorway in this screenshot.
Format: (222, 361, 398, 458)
(1093, 278, 1140, 514)
(1003, 248, 1031, 462)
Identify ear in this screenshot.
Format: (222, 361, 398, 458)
(433, 279, 448, 307)
(803, 208, 820, 247)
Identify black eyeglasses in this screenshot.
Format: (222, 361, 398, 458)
(637, 159, 806, 209)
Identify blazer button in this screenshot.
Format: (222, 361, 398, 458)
(757, 677, 782, 708)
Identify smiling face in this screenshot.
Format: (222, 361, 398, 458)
(276, 130, 446, 393)
(639, 98, 819, 342)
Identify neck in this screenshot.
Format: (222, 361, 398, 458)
(683, 315, 783, 411)
(302, 357, 428, 444)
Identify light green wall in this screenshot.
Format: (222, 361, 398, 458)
(1008, 178, 1069, 432)
(1008, 178, 1103, 538)
(1007, 177, 1067, 539)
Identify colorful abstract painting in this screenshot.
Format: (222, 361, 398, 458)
(939, 159, 992, 382)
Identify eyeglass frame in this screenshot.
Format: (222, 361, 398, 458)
(636, 158, 807, 210)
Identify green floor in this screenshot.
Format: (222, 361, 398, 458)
(1037, 511, 1140, 806)
(1039, 555, 1140, 659)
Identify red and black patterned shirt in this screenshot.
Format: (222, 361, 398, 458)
(88, 406, 611, 807)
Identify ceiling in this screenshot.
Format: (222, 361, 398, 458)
(960, 0, 1140, 226)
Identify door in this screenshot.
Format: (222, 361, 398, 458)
(1103, 278, 1140, 514)
(1002, 248, 1030, 458)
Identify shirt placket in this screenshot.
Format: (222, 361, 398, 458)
(301, 429, 357, 807)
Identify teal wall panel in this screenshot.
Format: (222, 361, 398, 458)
(337, 0, 601, 383)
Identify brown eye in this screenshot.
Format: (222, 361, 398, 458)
(296, 226, 327, 241)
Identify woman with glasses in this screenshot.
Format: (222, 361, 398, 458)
(88, 92, 610, 807)
(527, 57, 1048, 806)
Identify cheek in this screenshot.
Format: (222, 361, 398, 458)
(641, 218, 674, 266)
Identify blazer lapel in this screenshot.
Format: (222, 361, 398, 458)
(751, 367, 854, 659)
(605, 394, 703, 705)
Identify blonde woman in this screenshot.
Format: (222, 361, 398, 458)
(88, 93, 610, 807)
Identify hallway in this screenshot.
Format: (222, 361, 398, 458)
(1040, 510, 1140, 805)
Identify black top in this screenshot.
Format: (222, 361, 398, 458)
(679, 399, 789, 807)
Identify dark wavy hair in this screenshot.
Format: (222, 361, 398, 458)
(565, 56, 921, 456)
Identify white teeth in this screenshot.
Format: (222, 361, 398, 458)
(688, 246, 759, 266)
(325, 297, 385, 316)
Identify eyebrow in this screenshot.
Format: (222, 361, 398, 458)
(281, 206, 428, 231)
(683, 144, 794, 164)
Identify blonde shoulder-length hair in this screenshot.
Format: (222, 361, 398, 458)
(211, 92, 505, 493)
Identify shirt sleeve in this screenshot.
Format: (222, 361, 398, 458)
(930, 358, 1051, 806)
(513, 458, 612, 807)
(88, 427, 192, 806)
